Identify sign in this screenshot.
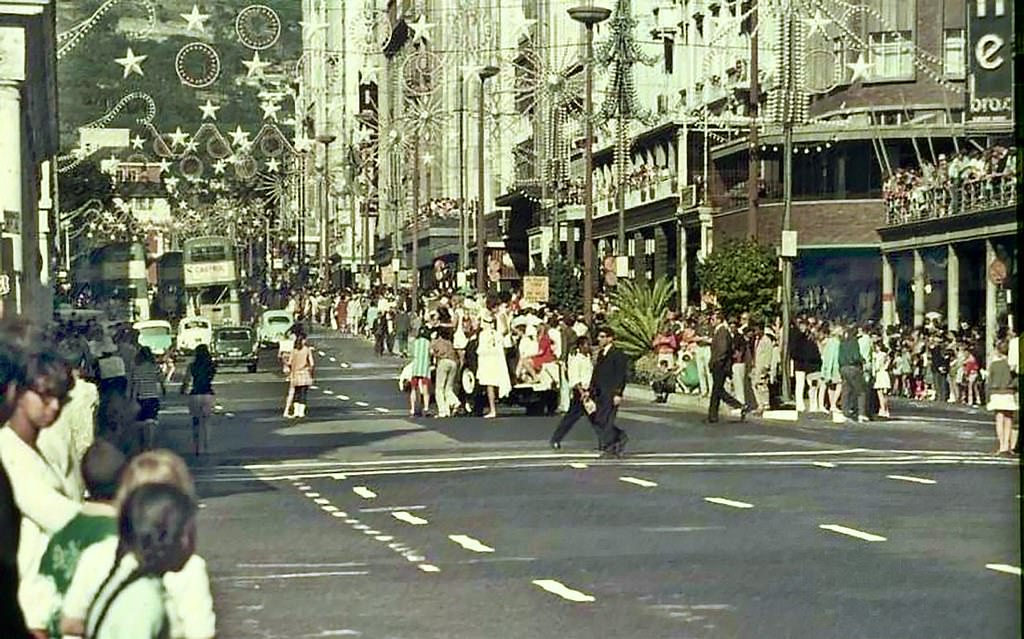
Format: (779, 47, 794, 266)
(780, 230, 798, 258)
(967, 0, 1013, 121)
(522, 276, 549, 304)
(988, 258, 1007, 285)
(184, 261, 235, 287)
(3, 210, 19, 235)
(0, 274, 9, 296)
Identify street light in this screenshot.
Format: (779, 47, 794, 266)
(316, 132, 337, 286)
(568, 4, 610, 327)
(476, 64, 499, 294)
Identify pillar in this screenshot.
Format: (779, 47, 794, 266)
(881, 252, 895, 327)
(0, 30, 25, 318)
(985, 238, 998, 355)
(912, 248, 925, 328)
(632, 231, 644, 279)
(652, 225, 668, 281)
(946, 243, 959, 330)
(678, 224, 688, 314)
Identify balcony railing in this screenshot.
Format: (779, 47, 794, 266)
(597, 171, 680, 215)
(884, 173, 1017, 226)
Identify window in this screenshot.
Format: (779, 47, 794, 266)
(943, 29, 965, 78)
(663, 36, 674, 74)
(867, 31, 913, 80)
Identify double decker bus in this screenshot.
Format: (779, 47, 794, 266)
(73, 242, 150, 321)
(153, 250, 185, 320)
(182, 236, 241, 325)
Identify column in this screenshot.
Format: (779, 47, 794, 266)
(633, 231, 645, 279)
(0, 27, 25, 318)
(912, 248, 925, 328)
(985, 238, 998, 355)
(678, 224, 688, 313)
(652, 225, 668, 281)
(946, 243, 959, 330)
(881, 252, 895, 327)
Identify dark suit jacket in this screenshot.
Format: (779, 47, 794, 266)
(590, 345, 628, 400)
(710, 323, 733, 369)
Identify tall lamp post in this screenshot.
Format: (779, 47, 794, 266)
(475, 64, 499, 294)
(568, 4, 610, 327)
(316, 132, 337, 285)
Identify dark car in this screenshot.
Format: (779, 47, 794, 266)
(211, 326, 258, 372)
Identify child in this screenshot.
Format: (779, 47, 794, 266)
(873, 344, 892, 418)
(408, 328, 432, 417)
(650, 359, 677, 404)
(83, 483, 197, 639)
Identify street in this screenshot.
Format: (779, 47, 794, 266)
(156, 333, 1020, 639)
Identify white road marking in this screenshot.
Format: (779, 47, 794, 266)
(310, 385, 319, 390)
(985, 563, 1022, 575)
(323, 389, 334, 395)
(337, 394, 350, 400)
(341, 362, 351, 368)
(886, 474, 936, 485)
(532, 579, 595, 603)
(225, 412, 235, 418)
(704, 497, 754, 509)
(317, 350, 326, 357)
(375, 535, 394, 542)
(363, 530, 381, 535)
(214, 404, 224, 411)
(329, 357, 337, 362)
(313, 498, 331, 505)
(355, 401, 370, 407)
(330, 512, 349, 518)
(359, 505, 426, 513)
(418, 564, 440, 573)
(569, 463, 588, 469)
(619, 476, 658, 488)
(352, 486, 377, 499)
(374, 407, 390, 413)
(344, 519, 359, 524)
(819, 524, 887, 542)
(813, 461, 837, 468)
(391, 511, 429, 525)
(352, 524, 369, 530)
(226, 571, 369, 580)
(304, 492, 320, 498)
(236, 562, 366, 568)
(449, 534, 495, 553)
(321, 505, 339, 513)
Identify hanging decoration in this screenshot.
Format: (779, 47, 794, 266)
(235, 4, 282, 50)
(114, 48, 148, 79)
(57, 0, 156, 60)
(176, 42, 222, 88)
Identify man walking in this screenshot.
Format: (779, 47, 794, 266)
(549, 336, 594, 450)
(838, 324, 869, 423)
(590, 327, 629, 456)
(707, 310, 748, 423)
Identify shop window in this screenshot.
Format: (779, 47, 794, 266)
(867, 31, 914, 80)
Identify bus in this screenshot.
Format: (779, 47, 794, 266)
(154, 251, 185, 320)
(182, 236, 241, 325)
(73, 242, 150, 321)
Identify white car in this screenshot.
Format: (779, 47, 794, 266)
(177, 316, 212, 354)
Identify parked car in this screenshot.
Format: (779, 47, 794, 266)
(134, 320, 174, 356)
(211, 326, 258, 372)
(177, 316, 212, 354)
(257, 310, 294, 347)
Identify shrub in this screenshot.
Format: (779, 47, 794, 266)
(608, 277, 676, 358)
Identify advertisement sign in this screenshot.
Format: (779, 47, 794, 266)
(967, 0, 1013, 121)
(522, 276, 549, 304)
(184, 261, 235, 287)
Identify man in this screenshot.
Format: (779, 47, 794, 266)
(0, 340, 31, 639)
(693, 314, 713, 397)
(838, 324, 869, 423)
(549, 336, 594, 449)
(589, 327, 628, 456)
(707, 310, 747, 423)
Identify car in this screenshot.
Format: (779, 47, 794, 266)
(134, 320, 174, 357)
(177, 316, 212, 354)
(211, 326, 258, 372)
(257, 310, 294, 347)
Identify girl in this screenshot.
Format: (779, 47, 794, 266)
(986, 340, 1018, 456)
(82, 483, 197, 639)
(476, 316, 511, 419)
(873, 343, 892, 418)
(408, 327, 432, 417)
(180, 345, 215, 456)
(130, 347, 164, 452)
(818, 323, 843, 417)
(963, 346, 981, 407)
(286, 334, 315, 419)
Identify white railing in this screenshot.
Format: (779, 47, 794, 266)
(884, 172, 1017, 225)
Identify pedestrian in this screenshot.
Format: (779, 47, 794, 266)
(590, 327, 629, 456)
(693, 314, 712, 398)
(286, 334, 315, 419)
(549, 335, 595, 449)
(706, 310, 747, 423)
(180, 345, 216, 455)
(431, 330, 459, 418)
(838, 324, 868, 423)
(394, 308, 411, 358)
(130, 347, 164, 452)
(730, 314, 755, 410)
(408, 328, 432, 417)
(652, 325, 678, 367)
(819, 323, 843, 416)
(650, 359, 678, 404)
(0, 339, 32, 639)
(791, 319, 822, 413)
(476, 316, 511, 419)
(873, 343, 892, 418)
(752, 324, 777, 412)
(986, 339, 1018, 456)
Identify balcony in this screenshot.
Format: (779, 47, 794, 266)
(884, 173, 1016, 226)
(596, 170, 681, 216)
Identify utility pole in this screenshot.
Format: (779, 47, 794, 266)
(780, 2, 795, 403)
(475, 65, 499, 293)
(458, 72, 467, 276)
(411, 131, 420, 315)
(747, 1, 759, 239)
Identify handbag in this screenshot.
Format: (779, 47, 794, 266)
(582, 396, 597, 415)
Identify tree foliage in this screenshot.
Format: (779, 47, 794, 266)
(696, 239, 780, 321)
(533, 249, 582, 316)
(58, 162, 113, 213)
(608, 276, 676, 358)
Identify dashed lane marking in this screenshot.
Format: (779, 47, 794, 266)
(341, 362, 351, 368)
(224, 570, 369, 580)
(323, 389, 334, 395)
(359, 505, 426, 513)
(374, 407, 390, 413)
(619, 476, 658, 488)
(704, 497, 754, 509)
(317, 350, 326, 357)
(569, 463, 588, 469)
(418, 564, 441, 573)
(321, 505, 338, 513)
(532, 579, 595, 603)
(330, 512, 349, 518)
(886, 474, 937, 485)
(985, 564, 1022, 576)
(352, 486, 377, 499)
(391, 511, 429, 525)
(329, 357, 337, 362)
(313, 498, 331, 505)
(448, 535, 495, 553)
(355, 401, 370, 407)
(819, 524, 887, 542)
(303, 492, 320, 497)
(337, 394, 350, 400)
(813, 462, 837, 468)
(225, 412, 235, 418)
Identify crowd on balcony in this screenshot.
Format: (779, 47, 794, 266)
(596, 164, 672, 201)
(883, 145, 1016, 224)
(408, 197, 468, 227)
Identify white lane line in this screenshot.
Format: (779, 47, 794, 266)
(391, 511, 429, 525)
(225, 412, 235, 418)
(313, 498, 331, 505)
(359, 505, 426, 513)
(321, 505, 338, 513)
(532, 579, 595, 603)
(449, 534, 495, 553)
(303, 492, 320, 498)
(225, 571, 368, 580)
(340, 362, 351, 368)
(813, 462, 837, 468)
(330, 512, 349, 518)
(569, 463, 588, 469)
(329, 357, 337, 362)
(352, 486, 377, 499)
(317, 350, 326, 357)
(704, 497, 754, 509)
(418, 564, 441, 573)
(819, 524, 887, 542)
(310, 385, 319, 390)
(214, 404, 224, 411)
(985, 563, 1022, 575)
(374, 407, 390, 413)
(619, 476, 658, 488)
(355, 401, 370, 407)
(886, 474, 937, 485)
(323, 389, 334, 395)
(375, 535, 394, 542)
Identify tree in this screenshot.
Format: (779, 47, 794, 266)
(697, 239, 780, 321)
(533, 248, 582, 315)
(608, 276, 676, 358)
(58, 162, 113, 213)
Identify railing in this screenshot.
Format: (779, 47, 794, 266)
(597, 172, 679, 215)
(884, 173, 1017, 225)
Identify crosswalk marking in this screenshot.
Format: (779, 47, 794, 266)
(819, 524, 887, 542)
(448, 534, 495, 553)
(352, 486, 377, 499)
(886, 474, 936, 485)
(619, 476, 658, 488)
(532, 579, 595, 603)
(704, 497, 754, 509)
(391, 511, 429, 525)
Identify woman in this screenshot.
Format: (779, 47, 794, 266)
(408, 328, 432, 417)
(431, 330, 459, 418)
(286, 334, 315, 419)
(652, 326, 679, 368)
(873, 343, 892, 418)
(476, 316, 511, 419)
(818, 323, 843, 417)
(986, 340, 1018, 456)
(130, 347, 164, 452)
(180, 345, 215, 456)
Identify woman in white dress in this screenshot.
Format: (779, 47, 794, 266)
(476, 316, 511, 418)
(873, 343, 892, 418)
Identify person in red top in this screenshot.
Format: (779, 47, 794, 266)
(652, 326, 678, 367)
(520, 321, 556, 382)
(963, 347, 981, 407)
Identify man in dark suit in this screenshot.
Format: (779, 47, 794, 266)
(707, 310, 748, 423)
(590, 326, 629, 455)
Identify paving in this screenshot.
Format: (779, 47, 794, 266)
(154, 332, 1020, 639)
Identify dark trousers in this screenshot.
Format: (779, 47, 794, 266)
(550, 393, 600, 445)
(591, 394, 622, 449)
(708, 363, 743, 422)
(840, 365, 867, 418)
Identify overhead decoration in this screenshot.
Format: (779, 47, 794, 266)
(406, 14, 436, 45)
(57, 0, 156, 60)
(180, 5, 211, 34)
(235, 4, 282, 50)
(175, 42, 221, 88)
(241, 51, 272, 79)
(114, 47, 148, 78)
(402, 50, 443, 96)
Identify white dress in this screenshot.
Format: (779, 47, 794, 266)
(873, 352, 892, 391)
(476, 327, 511, 398)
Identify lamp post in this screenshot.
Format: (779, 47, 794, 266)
(316, 132, 337, 286)
(475, 64, 499, 294)
(568, 4, 610, 327)
(411, 130, 421, 315)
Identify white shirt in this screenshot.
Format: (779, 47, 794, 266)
(0, 426, 81, 615)
(38, 378, 96, 502)
(572, 322, 588, 338)
(84, 553, 166, 639)
(64, 536, 215, 639)
(567, 352, 594, 390)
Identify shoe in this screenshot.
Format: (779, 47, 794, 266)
(614, 432, 629, 455)
(739, 405, 750, 421)
(483, 412, 497, 419)
(549, 440, 561, 450)
(857, 416, 870, 423)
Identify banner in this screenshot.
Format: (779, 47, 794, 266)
(522, 276, 549, 304)
(184, 261, 235, 287)
(967, 0, 1013, 121)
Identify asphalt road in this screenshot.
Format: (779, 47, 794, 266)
(154, 332, 1021, 639)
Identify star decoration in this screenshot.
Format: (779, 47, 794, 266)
(294, 136, 312, 153)
(184, 140, 199, 154)
(407, 14, 435, 43)
(103, 154, 120, 173)
(213, 160, 226, 175)
(423, 152, 435, 165)
(157, 159, 172, 173)
(260, 101, 282, 121)
(846, 53, 875, 83)
(114, 48, 147, 79)
(228, 126, 250, 147)
(800, 9, 832, 36)
(168, 127, 189, 148)
(180, 5, 210, 33)
(242, 52, 271, 79)
(507, 8, 536, 42)
(198, 100, 220, 121)
(299, 15, 329, 39)
(265, 158, 280, 172)
(164, 176, 180, 191)
(130, 135, 145, 150)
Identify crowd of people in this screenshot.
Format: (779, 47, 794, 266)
(883, 145, 1015, 224)
(1, 321, 214, 639)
